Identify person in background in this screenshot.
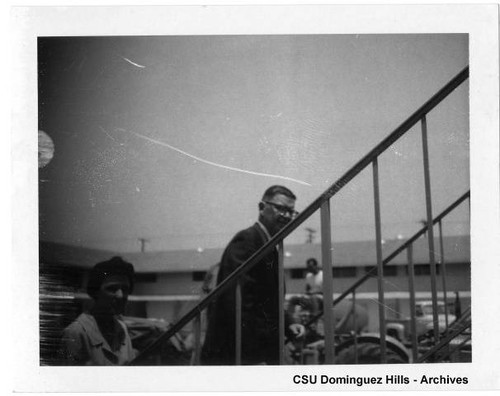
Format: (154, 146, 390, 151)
(59, 256, 137, 365)
(305, 258, 323, 315)
(202, 185, 305, 365)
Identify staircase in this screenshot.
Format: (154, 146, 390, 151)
(130, 66, 470, 365)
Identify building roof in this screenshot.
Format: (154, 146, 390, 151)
(40, 241, 116, 269)
(40, 234, 470, 273)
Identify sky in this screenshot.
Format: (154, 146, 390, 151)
(37, 34, 470, 253)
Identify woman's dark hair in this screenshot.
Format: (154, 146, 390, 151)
(86, 256, 135, 299)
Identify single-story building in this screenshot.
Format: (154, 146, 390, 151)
(39, 233, 470, 360)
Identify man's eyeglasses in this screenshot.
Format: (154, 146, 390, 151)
(262, 201, 299, 218)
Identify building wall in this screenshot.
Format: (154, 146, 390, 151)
(135, 263, 471, 328)
(285, 263, 471, 295)
(134, 272, 205, 296)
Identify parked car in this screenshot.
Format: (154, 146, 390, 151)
(386, 300, 456, 343)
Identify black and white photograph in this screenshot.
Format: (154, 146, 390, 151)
(10, 4, 500, 394)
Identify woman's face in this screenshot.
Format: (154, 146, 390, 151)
(94, 274, 131, 315)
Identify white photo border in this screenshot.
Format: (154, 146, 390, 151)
(10, 4, 500, 393)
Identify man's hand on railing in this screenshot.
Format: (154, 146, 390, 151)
(289, 323, 305, 339)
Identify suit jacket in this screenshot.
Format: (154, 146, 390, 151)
(201, 223, 291, 365)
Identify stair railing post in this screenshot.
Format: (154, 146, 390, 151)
(438, 220, 449, 332)
(407, 244, 418, 362)
(278, 240, 285, 365)
(372, 157, 387, 363)
(352, 290, 358, 364)
(192, 312, 202, 365)
(320, 199, 335, 364)
(235, 280, 242, 365)
(421, 115, 440, 345)
(437, 220, 451, 360)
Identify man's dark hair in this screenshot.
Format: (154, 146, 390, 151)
(86, 256, 135, 299)
(262, 185, 296, 201)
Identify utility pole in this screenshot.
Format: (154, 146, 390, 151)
(305, 228, 317, 244)
(419, 219, 428, 238)
(138, 238, 149, 253)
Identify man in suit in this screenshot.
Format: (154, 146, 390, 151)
(202, 185, 305, 365)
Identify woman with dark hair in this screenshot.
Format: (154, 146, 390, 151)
(59, 257, 137, 365)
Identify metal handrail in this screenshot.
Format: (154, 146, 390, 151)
(303, 190, 470, 329)
(416, 306, 472, 363)
(130, 66, 469, 364)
